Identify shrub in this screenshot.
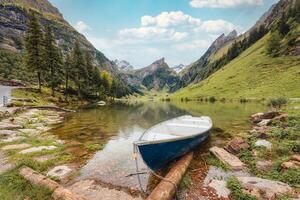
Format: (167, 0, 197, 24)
(267, 97, 288, 109)
(208, 96, 216, 103)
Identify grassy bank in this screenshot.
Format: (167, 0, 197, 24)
(171, 34, 300, 100)
(11, 87, 89, 108)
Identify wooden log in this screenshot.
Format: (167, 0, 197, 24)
(20, 167, 86, 200)
(146, 152, 193, 200)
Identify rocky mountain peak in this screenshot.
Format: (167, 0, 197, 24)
(114, 59, 134, 72)
(0, 0, 63, 19)
(227, 30, 238, 40)
(153, 57, 166, 65)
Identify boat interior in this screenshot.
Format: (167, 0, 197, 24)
(140, 115, 212, 142)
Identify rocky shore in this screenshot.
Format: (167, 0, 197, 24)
(200, 111, 300, 200)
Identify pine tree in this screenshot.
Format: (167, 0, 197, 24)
(42, 25, 63, 96)
(24, 12, 44, 91)
(63, 53, 72, 95)
(71, 41, 87, 98)
(266, 31, 281, 57)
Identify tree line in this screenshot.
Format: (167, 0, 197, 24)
(266, 1, 300, 57)
(24, 12, 119, 100)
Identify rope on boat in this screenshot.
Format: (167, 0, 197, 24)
(133, 144, 179, 200)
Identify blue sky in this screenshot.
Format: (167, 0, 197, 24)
(49, 0, 278, 68)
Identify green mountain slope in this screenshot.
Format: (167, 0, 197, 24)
(172, 34, 300, 99)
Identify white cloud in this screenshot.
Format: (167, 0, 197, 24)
(173, 40, 210, 51)
(197, 19, 235, 33)
(190, 0, 263, 8)
(119, 27, 188, 41)
(74, 21, 91, 33)
(141, 11, 201, 27)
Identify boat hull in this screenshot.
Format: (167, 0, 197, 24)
(136, 131, 210, 171)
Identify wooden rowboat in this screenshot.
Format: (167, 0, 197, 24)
(134, 115, 213, 171)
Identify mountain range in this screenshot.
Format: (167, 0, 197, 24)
(0, 0, 299, 98)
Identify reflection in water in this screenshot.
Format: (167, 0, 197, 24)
(50, 102, 265, 189)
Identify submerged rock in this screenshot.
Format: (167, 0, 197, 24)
(209, 146, 246, 170)
(47, 165, 72, 180)
(237, 176, 293, 199)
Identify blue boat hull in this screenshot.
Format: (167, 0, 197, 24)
(136, 131, 210, 171)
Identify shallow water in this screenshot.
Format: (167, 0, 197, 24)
(50, 101, 266, 190)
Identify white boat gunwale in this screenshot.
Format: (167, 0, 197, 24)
(134, 115, 213, 146)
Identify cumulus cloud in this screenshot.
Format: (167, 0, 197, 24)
(119, 27, 188, 41)
(74, 21, 91, 33)
(196, 19, 235, 33)
(173, 40, 210, 51)
(120, 11, 236, 42)
(190, 0, 263, 8)
(141, 11, 201, 27)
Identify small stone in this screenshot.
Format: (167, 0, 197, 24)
(47, 165, 72, 180)
(281, 161, 300, 170)
(257, 119, 271, 127)
(237, 176, 293, 199)
(291, 155, 300, 162)
(256, 132, 269, 139)
(209, 146, 246, 170)
(2, 136, 25, 143)
(225, 137, 250, 154)
(208, 180, 230, 198)
(56, 140, 64, 145)
(273, 113, 288, 122)
(256, 161, 273, 171)
(255, 139, 272, 149)
(1, 143, 31, 150)
(19, 146, 57, 154)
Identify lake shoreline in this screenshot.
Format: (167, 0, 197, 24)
(1, 87, 299, 199)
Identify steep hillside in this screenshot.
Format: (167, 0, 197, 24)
(172, 34, 300, 99)
(178, 0, 297, 91)
(0, 0, 117, 73)
(180, 30, 238, 86)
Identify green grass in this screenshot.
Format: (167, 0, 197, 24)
(227, 177, 257, 200)
(172, 34, 300, 100)
(0, 159, 54, 200)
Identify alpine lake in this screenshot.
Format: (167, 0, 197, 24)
(47, 101, 266, 191)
